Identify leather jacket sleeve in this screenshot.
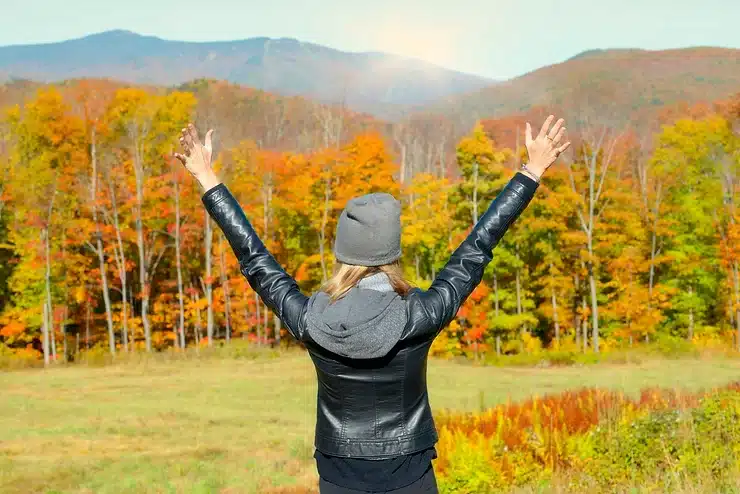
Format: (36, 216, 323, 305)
(405, 172, 539, 341)
(201, 183, 309, 341)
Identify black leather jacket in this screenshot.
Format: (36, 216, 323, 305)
(202, 172, 538, 459)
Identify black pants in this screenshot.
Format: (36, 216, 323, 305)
(318, 466, 438, 494)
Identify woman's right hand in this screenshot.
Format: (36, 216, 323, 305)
(524, 115, 571, 179)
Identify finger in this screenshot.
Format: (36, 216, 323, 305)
(551, 127, 566, 146)
(557, 141, 572, 154)
(525, 122, 533, 146)
(537, 115, 555, 140)
(173, 153, 187, 165)
(179, 137, 191, 155)
(548, 118, 564, 139)
(182, 131, 194, 151)
(188, 123, 201, 146)
(204, 129, 214, 153)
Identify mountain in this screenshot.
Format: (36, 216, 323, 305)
(0, 30, 493, 117)
(424, 47, 740, 128)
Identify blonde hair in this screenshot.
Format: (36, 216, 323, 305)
(321, 260, 412, 303)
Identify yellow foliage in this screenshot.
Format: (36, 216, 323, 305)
(521, 332, 542, 354)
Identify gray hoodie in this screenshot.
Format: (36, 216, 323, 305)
(305, 272, 408, 359)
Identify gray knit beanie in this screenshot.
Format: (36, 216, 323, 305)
(333, 192, 402, 266)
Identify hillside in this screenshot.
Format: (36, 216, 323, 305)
(0, 30, 492, 117)
(425, 47, 740, 129)
(0, 77, 388, 156)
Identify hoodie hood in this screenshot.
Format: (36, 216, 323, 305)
(305, 273, 408, 359)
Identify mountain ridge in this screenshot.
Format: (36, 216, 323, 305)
(0, 30, 494, 117)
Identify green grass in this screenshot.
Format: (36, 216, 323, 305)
(2, 352, 740, 494)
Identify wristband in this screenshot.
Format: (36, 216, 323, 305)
(520, 163, 541, 184)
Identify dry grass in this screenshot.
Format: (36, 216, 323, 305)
(1, 352, 740, 493)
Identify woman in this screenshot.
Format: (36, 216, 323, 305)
(174, 116, 570, 493)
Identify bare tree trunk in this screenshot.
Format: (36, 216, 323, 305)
(588, 259, 599, 352)
(42, 301, 50, 366)
(50, 304, 57, 361)
(132, 140, 152, 352)
(204, 212, 214, 346)
(90, 130, 116, 355)
(106, 179, 129, 352)
(43, 197, 54, 364)
(173, 178, 186, 349)
(566, 129, 619, 353)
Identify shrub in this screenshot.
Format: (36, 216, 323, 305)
(434, 383, 740, 493)
(574, 391, 740, 491)
(0, 344, 43, 369)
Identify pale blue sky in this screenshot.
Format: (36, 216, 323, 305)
(2, 0, 737, 79)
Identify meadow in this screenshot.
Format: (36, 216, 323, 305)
(2, 348, 740, 494)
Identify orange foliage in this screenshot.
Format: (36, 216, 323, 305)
(434, 382, 740, 476)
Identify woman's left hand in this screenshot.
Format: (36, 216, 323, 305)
(524, 115, 571, 179)
(174, 123, 220, 191)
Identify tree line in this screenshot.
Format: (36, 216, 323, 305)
(0, 81, 738, 364)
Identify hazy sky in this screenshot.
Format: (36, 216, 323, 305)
(2, 0, 737, 79)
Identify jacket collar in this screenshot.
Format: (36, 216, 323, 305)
(357, 272, 394, 292)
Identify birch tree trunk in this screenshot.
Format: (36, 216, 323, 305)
(566, 128, 620, 353)
(173, 178, 185, 349)
(204, 211, 214, 345)
(42, 301, 50, 366)
(105, 178, 130, 352)
(131, 135, 153, 351)
(43, 190, 56, 364)
(90, 129, 116, 355)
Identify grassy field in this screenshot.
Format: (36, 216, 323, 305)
(2, 352, 740, 494)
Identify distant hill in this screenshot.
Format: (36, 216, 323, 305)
(0, 30, 493, 117)
(424, 47, 740, 128)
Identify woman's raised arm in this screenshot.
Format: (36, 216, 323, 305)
(175, 124, 309, 341)
(412, 116, 571, 337)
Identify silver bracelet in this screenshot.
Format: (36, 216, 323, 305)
(520, 163, 541, 184)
